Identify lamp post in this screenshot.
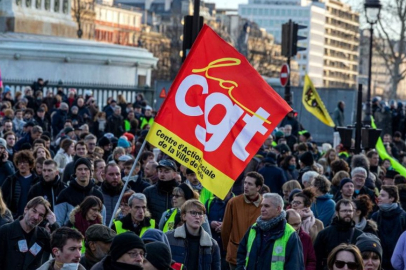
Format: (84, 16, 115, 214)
(363, 0, 382, 126)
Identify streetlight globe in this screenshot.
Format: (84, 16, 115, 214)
(364, 0, 382, 25)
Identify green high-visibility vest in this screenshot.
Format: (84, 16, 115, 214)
(245, 223, 295, 270)
(114, 219, 156, 237)
(199, 187, 213, 205)
(162, 208, 178, 232)
(140, 117, 154, 129)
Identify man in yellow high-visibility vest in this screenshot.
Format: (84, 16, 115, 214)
(236, 193, 304, 270)
(112, 193, 155, 237)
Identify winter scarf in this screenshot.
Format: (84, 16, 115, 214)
(379, 203, 398, 212)
(256, 210, 286, 231)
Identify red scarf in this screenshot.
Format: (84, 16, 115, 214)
(74, 211, 102, 236)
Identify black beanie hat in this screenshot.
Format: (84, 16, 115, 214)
(300, 151, 314, 167)
(178, 183, 195, 200)
(339, 178, 354, 190)
(98, 136, 111, 147)
(356, 233, 383, 261)
(110, 232, 146, 261)
(145, 242, 173, 270)
(74, 158, 92, 172)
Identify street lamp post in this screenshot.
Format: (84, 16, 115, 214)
(363, 0, 382, 126)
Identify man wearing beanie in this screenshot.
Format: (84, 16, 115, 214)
(357, 233, 383, 270)
(298, 151, 315, 186)
(54, 157, 105, 226)
(92, 232, 145, 270)
(334, 178, 355, 202)
(144, 159, 179, 221)
(98, 136, 112, 161)
(143, 242, 173, 270)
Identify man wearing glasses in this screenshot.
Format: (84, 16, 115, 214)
(314, 199, 363, 270)
(92, 232, 146, 270)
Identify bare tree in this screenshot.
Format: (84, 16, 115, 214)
(374, 0, 406, 99)
(71, 0, 95, 39)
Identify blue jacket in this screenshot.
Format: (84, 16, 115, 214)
(166, 225, 221, 270)
(311, 194, 336, 227)
(236, 219, 304, 270)
(258, 164, 287, 195)
(372, 204, 406, 270)
(14, 132, 34, 152)
(392, 230, 406, 270)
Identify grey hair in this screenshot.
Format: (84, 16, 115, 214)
(302, 171, 319, 184)
(59, 102, 69, 110)
(351, 167, 367, 177)
(263, 193, 284, 209)
(128, 193, 147, 206)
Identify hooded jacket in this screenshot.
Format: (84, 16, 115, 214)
(372, 204, 406, 270)
(27, 174, 67, 211)
(314, 217, 363, 270)
(54, 179, 105, 226)
(310, 193, 336, 227)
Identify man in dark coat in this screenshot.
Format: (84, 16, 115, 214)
(0, 138, 15, 186)
(143, 159, 179, 221)
(54, 158, 105, 226)
(51, 102, 69, 138)
(314, 199, 363, 270)
(2, 150, 39, 218)
(258, 152, 287, 195)
(0, 196, 59, 270)
(27, 160, 67, 211)
(105, 106, 125, 138)
(280, 111, 300, 137)
(14, 125, 43, 152)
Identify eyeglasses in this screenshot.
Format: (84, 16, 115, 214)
(172, 194, 183, 198)
(339, 210, 354, 213)
(291, 201, 303, 205)
(334, 260, 359, 270)
(127, 251, 146, 258)
(18, 161, 29, 165)
(188, 211, 204, 217)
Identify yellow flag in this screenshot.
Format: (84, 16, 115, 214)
(302, 74, 335, 127)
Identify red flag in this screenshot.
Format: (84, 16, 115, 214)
(146, 25, 292, 198)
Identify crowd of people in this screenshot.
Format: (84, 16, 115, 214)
(0, 81, 406, 270)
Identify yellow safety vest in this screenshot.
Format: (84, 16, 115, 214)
(245, 223, 295, 270)
(140, 117, 154, 129)
(114, 219, 156, 237)
(162, 208, 178, 233)
(199, 187, 213, 205)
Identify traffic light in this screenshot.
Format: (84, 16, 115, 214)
(292, 23, 307, 56)
(281, 20, 307, 57)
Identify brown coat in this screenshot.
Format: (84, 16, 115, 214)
(221, 194, 262, 265)
(309, 218, 324, 243)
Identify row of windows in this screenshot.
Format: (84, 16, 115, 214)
(255, 19, 308, 28)
(240, 7, 309, 17)
(15, 0, 69, 13)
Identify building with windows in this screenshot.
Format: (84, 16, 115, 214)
(238, 0, 359, 89)
(0, 0, 76, 37)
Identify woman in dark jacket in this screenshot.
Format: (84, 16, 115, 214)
(281, 155, 299, 180)
(0, 189, 13, 227)
(65, 196, 103, 237)
(165, 199, 220, 270)
(353, 195, 378, 235)
(372, 185, 406, 270)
